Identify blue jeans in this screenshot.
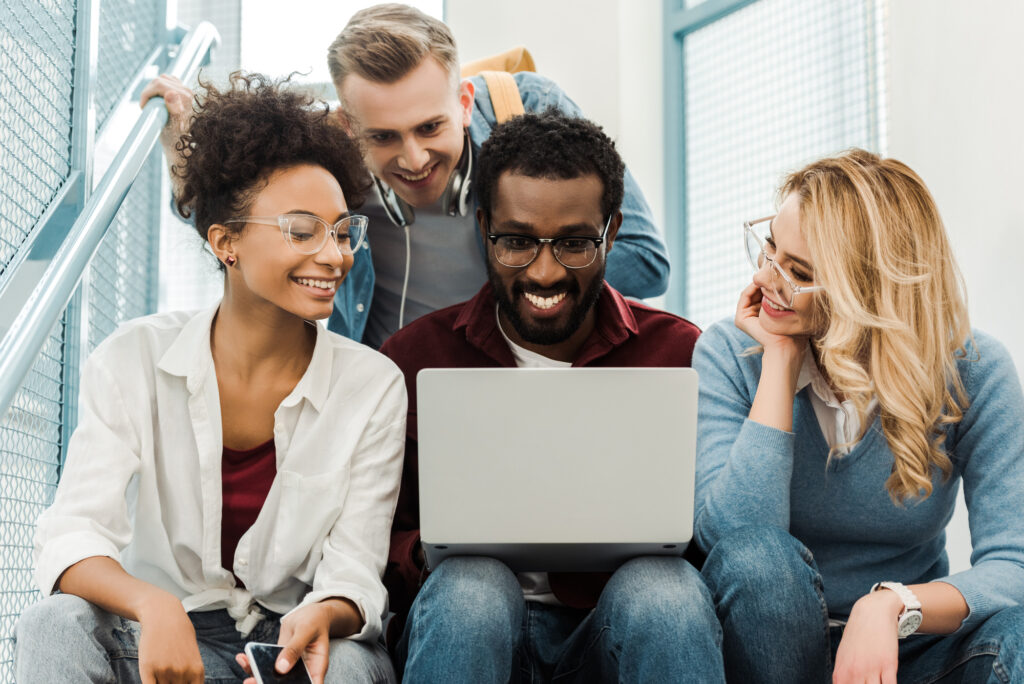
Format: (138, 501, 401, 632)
(14, 593, 395, 683)
(395, 555, 725, 683)
(701, 525, 1024, 683)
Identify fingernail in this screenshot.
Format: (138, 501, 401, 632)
(276, 658, 288, 671)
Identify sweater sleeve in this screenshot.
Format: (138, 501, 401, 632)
(692, 321, 797, 551)
(932, 331, 1024, 632)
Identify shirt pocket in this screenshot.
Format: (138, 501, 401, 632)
(272, 467, 351, 575)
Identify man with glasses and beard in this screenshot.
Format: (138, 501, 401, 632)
(378, 110, 724, 684)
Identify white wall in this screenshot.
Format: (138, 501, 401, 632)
(888, 1, 1024, 378)
(446, 0, 665, 231)
(888, 1, 1024, 572)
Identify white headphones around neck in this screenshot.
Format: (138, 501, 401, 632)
(374, 129, 473, 228)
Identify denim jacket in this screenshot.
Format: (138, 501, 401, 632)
(328, 72, 671, 343)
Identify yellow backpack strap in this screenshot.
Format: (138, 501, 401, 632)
(479, 70, 524, 125)
(461, 46, 536, 77)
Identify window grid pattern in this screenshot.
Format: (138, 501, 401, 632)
(0, 0, 76, 277)
(682, 0, 886, 329)
(95, 0, 162, 132)
(88, 152, 161, 350)
(0, 321, 65, 680)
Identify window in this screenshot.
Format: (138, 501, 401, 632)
(665, 0, 887, 328)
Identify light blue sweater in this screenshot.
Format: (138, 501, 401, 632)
(693, 320, 1024, 630)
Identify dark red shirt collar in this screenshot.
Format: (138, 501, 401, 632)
(452, 281, 640, 367)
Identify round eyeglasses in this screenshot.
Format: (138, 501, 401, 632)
(743, 215, 825, 308)
(224, 214, 369, 255)
(486, 215, 612, 269)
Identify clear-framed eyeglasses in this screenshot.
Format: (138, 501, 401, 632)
(224, 214, 369, 255)
(743, 215, 825, 308)
(486, 214, 612, 269)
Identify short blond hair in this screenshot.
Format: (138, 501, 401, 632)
(327, 3, 459, 102)
(783, 149, 971, 504)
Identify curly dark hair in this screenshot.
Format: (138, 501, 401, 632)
(175, 71, 370, 250)
(475, 109, 625, 221)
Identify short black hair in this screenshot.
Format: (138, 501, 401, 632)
(176, 71, 370, 245)
(475, 109, 625, 221)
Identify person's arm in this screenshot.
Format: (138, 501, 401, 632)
(59, 557, 205, 684)
(281, 364, 408, 642)
(691, 285, 807, 551)
(513, 73, 670, 298)
(139, 75, 194, 200)
(833, 331, 1024, 683)
(36, 347, 204, 684)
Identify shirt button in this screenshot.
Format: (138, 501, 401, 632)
(356, 303, 365, 312)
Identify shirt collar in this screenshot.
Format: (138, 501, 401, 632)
(797, 351, 842, 408)
(157, 304, 333, 412)
(452, 282, 639, 366)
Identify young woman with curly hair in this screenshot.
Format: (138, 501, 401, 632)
(14, 73, 405, 684)
(694, 149, 1024, 683)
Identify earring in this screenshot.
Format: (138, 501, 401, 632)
(225, 256, 236, 267)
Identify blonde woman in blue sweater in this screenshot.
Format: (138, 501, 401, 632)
(693, 149, 1024, 683)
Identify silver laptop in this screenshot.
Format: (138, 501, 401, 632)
(417, 367, 698, 572)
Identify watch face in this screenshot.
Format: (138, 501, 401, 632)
(898, 610, 923, 638)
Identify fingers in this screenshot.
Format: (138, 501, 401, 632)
(139, 74, 193, 116)
(235, 652, 252, 676)
(277, 621, 319, 674)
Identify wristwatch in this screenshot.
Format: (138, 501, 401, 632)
(871, 581, 923, 638)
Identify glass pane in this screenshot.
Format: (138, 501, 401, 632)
(682, 0, 887, 328)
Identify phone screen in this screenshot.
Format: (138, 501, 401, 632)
(244, 642, 313, 684)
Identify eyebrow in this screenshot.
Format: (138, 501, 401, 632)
(285, 209, 352, 222)
(767, 222, 814, 272)
(497, 219, 602, 236)
(363, 115, 448, 136)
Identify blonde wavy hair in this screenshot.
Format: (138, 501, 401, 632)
(783, 149, 972, 504)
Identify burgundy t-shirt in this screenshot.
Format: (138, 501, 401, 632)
(221, 438, 277, 584)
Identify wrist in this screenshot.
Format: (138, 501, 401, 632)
(134, 589, 184, 624)
(857, 587, 905, 619)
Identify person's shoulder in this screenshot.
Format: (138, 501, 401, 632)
(379, 301, 469, 364)
(958, 328, 1018, 392)
(628, 299, 701, 337)
(320, 325, 404, 381)
(693, 317, 761, 371)
(90, 309, 198, 363)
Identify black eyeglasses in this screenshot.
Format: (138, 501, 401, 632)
(486, 215, 612, 269)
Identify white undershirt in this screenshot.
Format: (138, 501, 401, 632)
(497, 309, 570, 605)
(796, 352, 878, 455)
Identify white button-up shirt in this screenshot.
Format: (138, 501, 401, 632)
(34, 306, 407, 640)
(797, 352, 878, 455)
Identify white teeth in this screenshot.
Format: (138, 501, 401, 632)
(296, 277, 336, 292)
(524, 292, 566, 310)
(763, 297, 790, 312)
(398, 167, 431, 182)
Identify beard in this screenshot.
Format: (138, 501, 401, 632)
(488, 262, 606, 347)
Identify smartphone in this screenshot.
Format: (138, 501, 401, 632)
(244, 642, 313, 684)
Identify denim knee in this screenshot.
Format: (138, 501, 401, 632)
(16, 593, 119, 651)
(703, 525, 815, 587)
(601, 556, 718, 636)
(413, 556, 522, 635)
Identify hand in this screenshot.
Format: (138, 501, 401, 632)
(139, 74, 194, 193)
(136, 596, 205, 684)
(734, 283, 804, 352)
(832, 591, 903, 684)
(237, 602, 335, 684)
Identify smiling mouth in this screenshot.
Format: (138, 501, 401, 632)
(294, 277, 337, 293)
(762, 295, 792, 312)
(395, 164, 436, 183)
(524, 292, 566, 310)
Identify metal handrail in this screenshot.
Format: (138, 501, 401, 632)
(0, 22, 220, 418)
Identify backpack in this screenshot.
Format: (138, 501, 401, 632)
(461, 46, 536, 124)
